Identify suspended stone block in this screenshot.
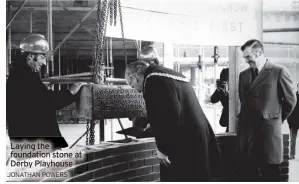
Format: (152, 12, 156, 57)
(76, 84, 147, 120)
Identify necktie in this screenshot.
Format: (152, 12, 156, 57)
(252, 68, 259, 83)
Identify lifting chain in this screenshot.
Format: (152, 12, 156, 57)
(93, 0, 109, 84)
(109, 0, 114, 26)
(118, 0, 127, 65)
(85, 120, 90, 145)
(89, 120, 96, 145)
(113, 0, 118, 26)
(87, 0, 127, 145)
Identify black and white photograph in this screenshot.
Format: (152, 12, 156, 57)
(3, 0, 299, 182)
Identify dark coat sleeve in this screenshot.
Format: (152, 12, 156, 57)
(45, 89, 76, 110)
(287, 93, 299, 129)
(6, 77, 18, 126)
(144, 77, 181, 155)
(278, 67, 297, 122)
(210, 89, 221, 103)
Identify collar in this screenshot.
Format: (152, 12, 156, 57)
(257, 59, 267, 72)
(142, 64, 157, 88)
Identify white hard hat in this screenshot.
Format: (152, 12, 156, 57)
(20, 34, 49, 54)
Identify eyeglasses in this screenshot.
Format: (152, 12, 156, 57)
(125, 74, 134, 85)
(243, 52, 258, 61)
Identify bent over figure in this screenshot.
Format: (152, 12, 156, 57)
(125, 61, 221, 181)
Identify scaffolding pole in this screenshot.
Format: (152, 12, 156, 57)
(58, 48, 61, 90)
(53, 4, 97, 54)
(29, 9, 33, 33)
(6, 0, 28, 29)
(109, 37, 113, 77)
(263, 28, 299, 33)
(7, 2, 12, 77)
(263, 42, 299, 46)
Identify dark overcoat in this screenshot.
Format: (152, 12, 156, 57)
(211, 89, 229, 130)
(143, 64, 221, 181)
(287, 92, 299, 129)
(7, 63, 75, 150)
(237, 61, 297, 165)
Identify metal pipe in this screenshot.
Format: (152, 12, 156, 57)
(42, 77, 127, 84)
(117, 119, 128, 139)
(106, 78, 126, 84)
(8, 26, 11, 74)
(53, 4, 97, 54)
(69, 129, 88, 148)
(263, 28, 299, 33)
(47, 0, 54, 77)
(7, 2, 11, 76)
(11, 7, 95, 11)
(58, 48, 61, 90)
(109, 37, 113, 77)
(50, 72, 92, 78)
(6, 0, 28, 29)
(106, 37, 109, 76)
(11, 43, 21, 50)
(263, 42, 299, 46)
(56, 0, 96, 38)
(29, 9, 33, 33)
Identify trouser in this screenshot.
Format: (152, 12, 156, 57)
(159, 158, 212, 182)
(236, 161, 280, 182)
(290, 128, 298, 156)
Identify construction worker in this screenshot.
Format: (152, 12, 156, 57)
(6, 34, 86, 151)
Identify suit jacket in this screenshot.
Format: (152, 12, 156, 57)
(142, 64, 221, 181)
(287, 92, 299, 129)
(238, 60, 297, 164)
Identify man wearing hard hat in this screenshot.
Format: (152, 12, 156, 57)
(6, 34, 86, 151)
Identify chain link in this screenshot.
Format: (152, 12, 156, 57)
(85, 120, 90, 145)
(118, 0, 127, 65)
(89, 120, 96, 145)
(92, 0, 102, 84)
(88, 0, 127, 145)
(114, 0, 118, 26)
(109, 0, 114, 26)
(99, 0, 109, 84)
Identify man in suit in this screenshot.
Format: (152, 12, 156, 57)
(287, 82, 299, 159)
(125, 61, 221, 181)
(237, 39, 297, 181)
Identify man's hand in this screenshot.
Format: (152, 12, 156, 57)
(154, 150, 171, 166)
(205, 95, 212, 103)
(143, 123, 151, 131)
(69, 82, 87, 95)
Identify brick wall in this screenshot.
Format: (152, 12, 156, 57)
(10, 134, 290, 182)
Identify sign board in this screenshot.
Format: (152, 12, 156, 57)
(106, 0, 262, 45)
